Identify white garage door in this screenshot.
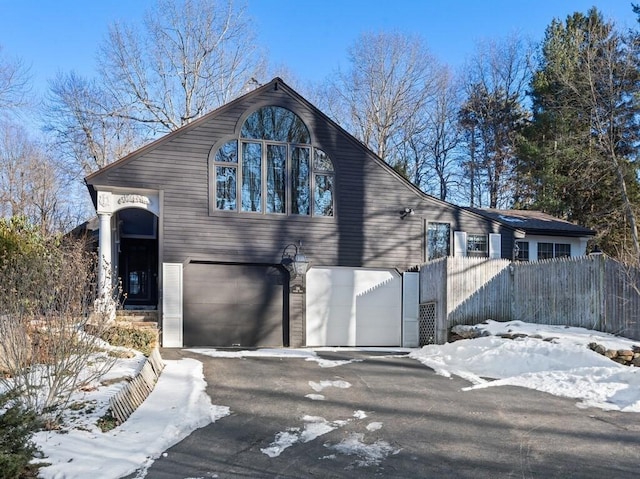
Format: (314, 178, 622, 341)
(306, 267, 402, 347)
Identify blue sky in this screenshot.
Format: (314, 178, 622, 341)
(0, 1, 636, 96)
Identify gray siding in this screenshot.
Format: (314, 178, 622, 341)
(86, 79, 506, 347)
(90, 82, 501, 273)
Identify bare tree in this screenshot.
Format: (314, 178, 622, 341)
(98, 0, 265, 134)
(0, 122, 71, 234)
(422, 68, 463, 201)
(0, 123, 33, 218)
(0, 45, 31, 116)
(458, 34, 532, 208)
(321, 32, 439, 169)
(45, 71, 143, 176)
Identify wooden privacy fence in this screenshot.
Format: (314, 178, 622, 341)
(109, 348, 165, 425)
(419, 255, 640, 342)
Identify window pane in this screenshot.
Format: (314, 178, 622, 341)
(427, 223, 450, 260)
(242, 142, 262, 212)
(314, 174, 333, 216)
(266, 144, 286, 214)
(215, 140, 238, 163)
(292, 147, 310, 215)
(216, 166, 237, 210)
(314, 148, 334, 171)
(241, 106, 310, 143)
(119, 209, 157, 237)
(555, 243, 571, 258)
(538, 242, 553, 260)
(515, 241, 529, 261)
(467, 234, 488, 257)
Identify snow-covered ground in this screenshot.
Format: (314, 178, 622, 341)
(31, 321, 640, 478)
(410, 320, 640, 412)
(33, 356, 230, 479)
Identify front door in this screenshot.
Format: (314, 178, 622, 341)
(119, 238, 158, 307)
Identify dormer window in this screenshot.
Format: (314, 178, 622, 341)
(211, 106, 334, 217)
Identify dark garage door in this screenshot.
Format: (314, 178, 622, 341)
(183, 262, 288, 347)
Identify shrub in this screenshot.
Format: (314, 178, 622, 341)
(0, 391, 40, 479)
(0, 216, 47, 260)
(100, 324, 158, 357)
(0, 216, 116, 422)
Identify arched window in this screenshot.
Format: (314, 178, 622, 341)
(212, 106, 334, 217)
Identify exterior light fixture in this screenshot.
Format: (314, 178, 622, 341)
(400, 207, 414, 219)
(589, 245, 603, 256)
(281, 241, 310, 278)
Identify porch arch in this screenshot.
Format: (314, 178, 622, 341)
(95, 190, 160, 305)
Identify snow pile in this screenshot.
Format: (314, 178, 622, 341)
(309, 379, 352, 392)
(261, 410, 369, 458)
(326, 433, 399, 467)
(261, 415, 340, 457)
(33, 358, 230, 479)
(410, 320, 640, 412)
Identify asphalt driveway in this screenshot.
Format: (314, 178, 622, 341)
(141, 349, 639, 478)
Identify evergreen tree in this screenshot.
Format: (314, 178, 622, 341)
(459, 84, 528, 208)
(518, 8, 640, 258)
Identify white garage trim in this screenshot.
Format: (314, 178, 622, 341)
(162, 262, 183, 347)
(454, 231, 467, 257)
(402, 272, 420, 348)
(489, 233, 502, 259)
(306, 267, 402, 347)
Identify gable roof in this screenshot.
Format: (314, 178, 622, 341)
(467, 208, 596, 237)
(83, 77, 511, 231)
(85, 77, 435, 201)
(85, 79, 285, 184)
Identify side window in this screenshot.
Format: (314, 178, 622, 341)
(555, 243, 571, 258)
(313, 149, 334, 217)
(467, 234, 488, 257)
(515, 241, 529, 261)
(538, 242, 554, 260)
(427, 223, 451, 260)
(214, 140, 238, 211)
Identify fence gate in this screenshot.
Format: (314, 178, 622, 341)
(419, 302, 437, 346)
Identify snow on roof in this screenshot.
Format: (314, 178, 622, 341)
(467, 208, 595, 235)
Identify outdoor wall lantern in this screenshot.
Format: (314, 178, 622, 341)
(281, 241, 310, 278)
(400, 207, 414, 219)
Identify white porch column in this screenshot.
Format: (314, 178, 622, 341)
(95, 189, 116, 320)
(97, 212, 113, 299)
(93, 188, 159, 319)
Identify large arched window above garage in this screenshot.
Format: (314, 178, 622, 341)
(212, 106, 334, 217)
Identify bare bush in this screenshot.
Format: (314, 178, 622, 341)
(0, 229, 117, 422)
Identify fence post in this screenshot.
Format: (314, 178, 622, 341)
(598, 254, 606, 331)
(437, 257, 449, 344)
(509, 262, 516, 321)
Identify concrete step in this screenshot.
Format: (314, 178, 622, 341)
(116, 310, 159, 324)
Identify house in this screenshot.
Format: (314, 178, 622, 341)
(467, 208, 595, 261)
(83, 78, 592, 349)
